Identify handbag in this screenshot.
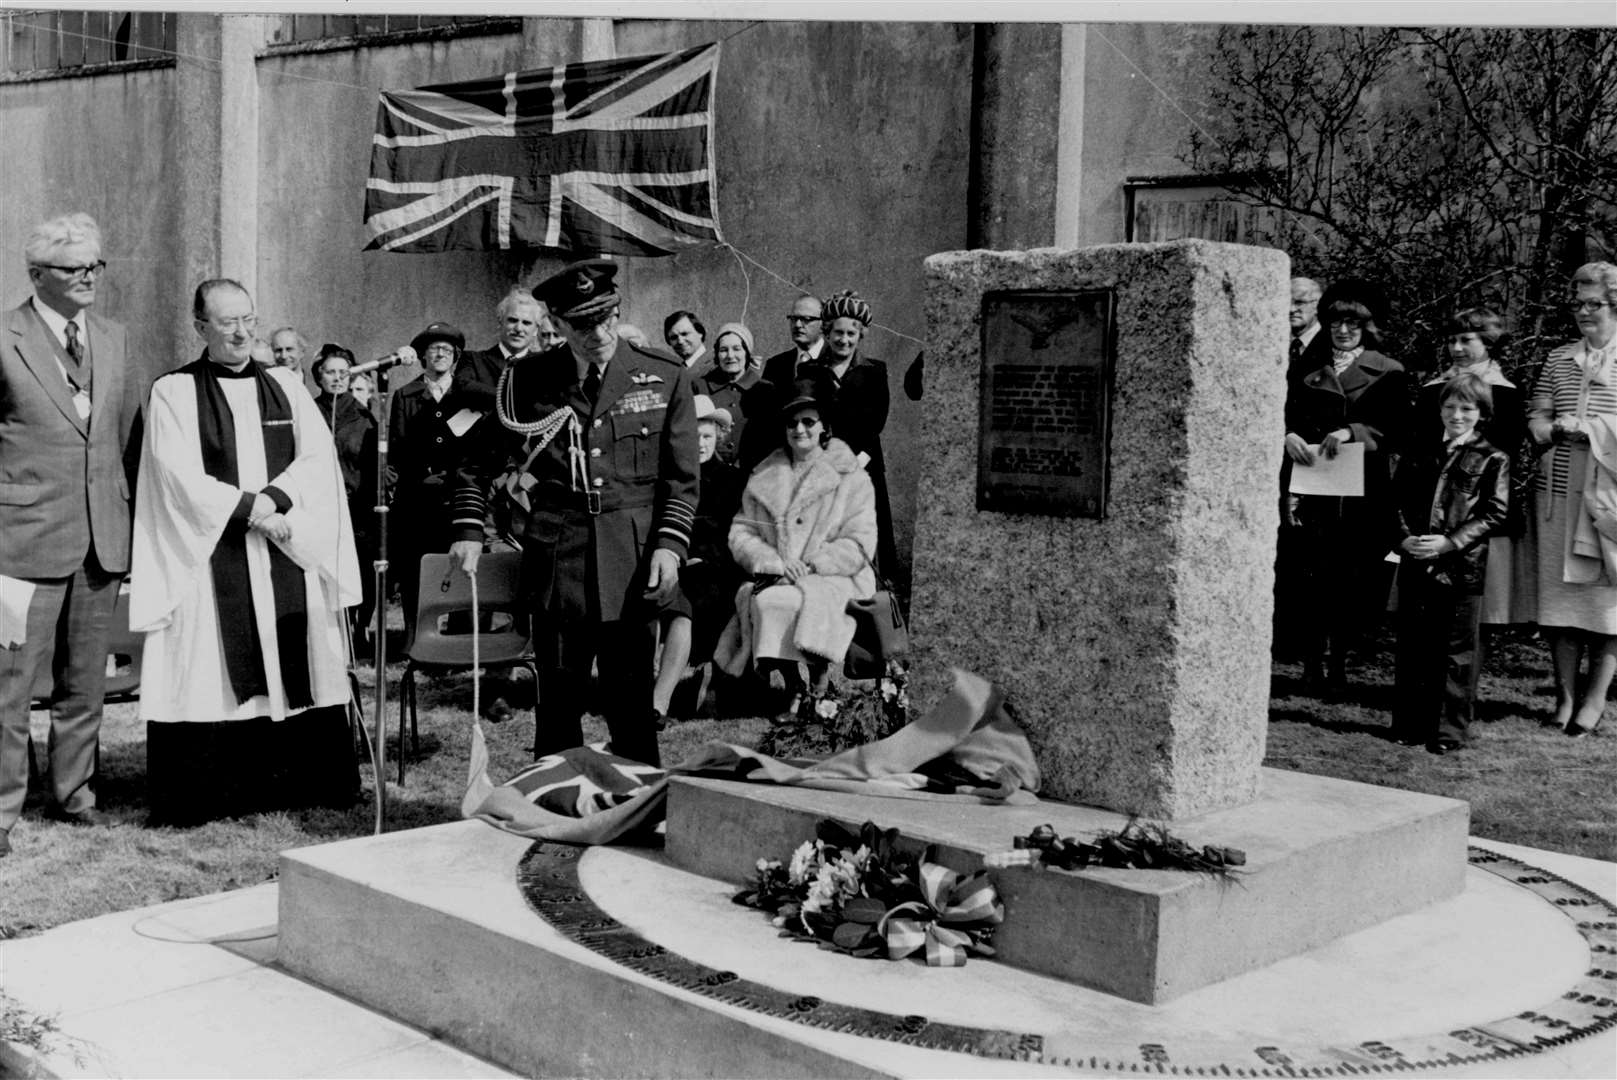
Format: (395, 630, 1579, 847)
(844, 577, 908, 679)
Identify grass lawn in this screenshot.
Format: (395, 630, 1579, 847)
(0, 624, 1611, 943)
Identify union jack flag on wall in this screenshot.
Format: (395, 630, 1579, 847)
(363, 43, 723, 255)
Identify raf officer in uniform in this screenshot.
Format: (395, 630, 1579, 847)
(450, 260, 698, 767)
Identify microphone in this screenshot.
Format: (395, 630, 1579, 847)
(349, 349, 413, 376)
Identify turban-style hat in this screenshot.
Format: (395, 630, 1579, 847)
(821, 289, 872, 327)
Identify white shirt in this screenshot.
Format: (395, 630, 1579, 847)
(424, 370, 454, 402)
(30, 296, 86, 353)
(1296, 322, 1320, 351)
(30, 297, 90, 418)
(795, 338, 824, 372)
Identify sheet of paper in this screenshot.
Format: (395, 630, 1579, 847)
(1289, 442, 1364, 497)
(447, 408, 483, 437)
(0, 575, 35, 649)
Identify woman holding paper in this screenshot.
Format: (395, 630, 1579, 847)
(1282, 279, 1411, 692)
(1526, 262, 1617, 738)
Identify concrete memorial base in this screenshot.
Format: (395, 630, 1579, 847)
(665, 770, 1469, 1003)
(275, 819, 1615, 1080)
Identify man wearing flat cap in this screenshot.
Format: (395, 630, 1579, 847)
(389, 321, 493, 630)
(451, 259, 698, 767)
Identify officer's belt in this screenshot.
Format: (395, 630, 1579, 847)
(534, 484, 656, 517)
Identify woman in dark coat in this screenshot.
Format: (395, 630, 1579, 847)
(1282, 280, 1411, 691)
(694, 321, 773, 470)
(311, 344, 380, 641)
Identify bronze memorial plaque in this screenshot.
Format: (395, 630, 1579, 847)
(978, 289, 1114, 518)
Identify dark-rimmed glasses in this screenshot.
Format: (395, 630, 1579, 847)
(33, 260, 106, 280)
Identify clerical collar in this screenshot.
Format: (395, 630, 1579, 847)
(210, 357, 258, 378)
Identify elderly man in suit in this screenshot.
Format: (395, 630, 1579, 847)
(0, 213, 138, 855)
(460, 286, 558, 393)
(452, 259, 698, 768)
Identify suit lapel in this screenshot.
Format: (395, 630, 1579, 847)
(9, 302, 88, 436)
(84, 310, 122, 444)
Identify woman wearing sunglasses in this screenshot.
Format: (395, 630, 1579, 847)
(716, 377, 877, 714)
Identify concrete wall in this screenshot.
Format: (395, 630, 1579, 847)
(0, 64, 181, 402)
(614, 19, 975, 579)
(4, 15, 1208, 578)
(254, 30, 540, 371)
(1075, 23, 1221, 247)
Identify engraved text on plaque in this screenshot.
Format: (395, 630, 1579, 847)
(977, 289, 1114, 517)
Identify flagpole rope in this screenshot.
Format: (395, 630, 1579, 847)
(1089, 27, 1226, 155)
(720, 242, 926, 350)
(721, 242, 753, 325)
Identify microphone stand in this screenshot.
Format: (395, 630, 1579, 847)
(354, 350, 406, 834)
(369, 383, 391, 834)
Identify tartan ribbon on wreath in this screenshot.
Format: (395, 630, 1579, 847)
(877, 861, 1003, 966)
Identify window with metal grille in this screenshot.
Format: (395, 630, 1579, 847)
(264, 14, 519, 50)
(1, 10, 175, 77)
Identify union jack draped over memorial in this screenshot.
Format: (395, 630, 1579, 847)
(363, 43, 723, 255)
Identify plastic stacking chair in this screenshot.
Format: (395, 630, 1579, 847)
(397, 552, 535, 784)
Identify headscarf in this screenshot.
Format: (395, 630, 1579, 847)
(713, 321, 755, 359)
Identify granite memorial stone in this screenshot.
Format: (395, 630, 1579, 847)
(910, 240, 1289, 819)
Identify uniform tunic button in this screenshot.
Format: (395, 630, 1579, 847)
(593, 419, 602, 428)
(435, 436, 443, 443)
(640, 425, 649, 435)
(590, 447, 601, 458)
(592, 478, 604, 488)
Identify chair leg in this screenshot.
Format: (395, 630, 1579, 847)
(525, 659, 541, 758)
(397, 664, 413, 787)
(409, 679, 420, 757)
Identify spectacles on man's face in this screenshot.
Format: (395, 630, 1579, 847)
(34, 260, 106, 281)
(204, 314, 257, 333)
(786, 314, 820, 324)
(1570, 300, 1612, 314)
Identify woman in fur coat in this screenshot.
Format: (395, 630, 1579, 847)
(716, 378, 878, 701)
